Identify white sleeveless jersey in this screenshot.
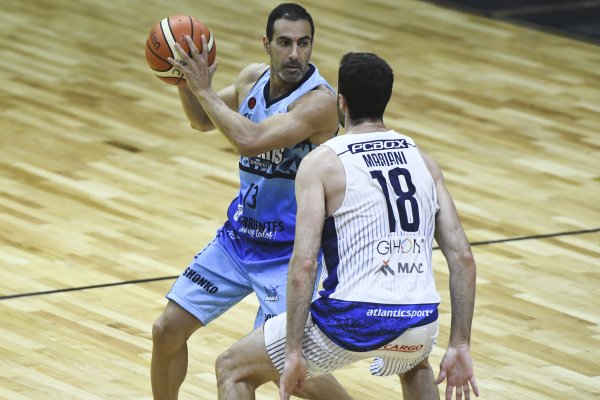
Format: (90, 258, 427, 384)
(310, 130, 441, 352)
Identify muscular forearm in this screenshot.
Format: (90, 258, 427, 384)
(178, 86, 215, 131)
(448, 251, 476, 345)
(195, 88, 261, 156)
(285, 256, 317, 355)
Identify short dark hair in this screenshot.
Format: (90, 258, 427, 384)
(266, 3, 315, 42)
(338, 52, 393, 124)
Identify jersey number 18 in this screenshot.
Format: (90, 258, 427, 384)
(370, 167, 420, 232)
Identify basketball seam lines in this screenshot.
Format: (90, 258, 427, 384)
(146, 42, 171, 71)
(161, 17, 182, 84)
(161, 17, 176, 60)
(149, 17, 214, 78)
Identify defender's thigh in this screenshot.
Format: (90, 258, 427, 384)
(218, 327, 280, 387)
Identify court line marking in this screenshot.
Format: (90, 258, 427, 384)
(1, 227, 598, 301)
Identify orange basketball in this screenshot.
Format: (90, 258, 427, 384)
(145, 15, 217, 86)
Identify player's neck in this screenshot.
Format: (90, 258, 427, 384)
(268, 71, 303, 101)
(268, 81, 295, 101)
(344, 120, 387, 135)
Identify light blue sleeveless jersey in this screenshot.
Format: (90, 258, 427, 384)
(226, 64, 334, 256)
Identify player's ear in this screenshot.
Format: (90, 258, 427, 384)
(338, 94, 348, 113)
(337, 94, 347, 128)
(263, 36, 270, 54)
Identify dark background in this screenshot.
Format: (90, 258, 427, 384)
(423, 0, 600, 45)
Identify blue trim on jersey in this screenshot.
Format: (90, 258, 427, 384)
(237, 138, 314, 180)
(264, 64, 316, 108)
(248, 68, 269, 95)
(229, 64, 334, 245)
(310, 299, 439, 352)
(238, 163, 297, 180)
(320, 216, 340, 297)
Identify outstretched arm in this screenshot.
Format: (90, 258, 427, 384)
(420, 150, 479, 400)
(279, 151, 327, 400)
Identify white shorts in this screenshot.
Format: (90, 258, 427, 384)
(264, 312, 438, 377)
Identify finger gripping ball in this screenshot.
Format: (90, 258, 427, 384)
(145, 15, 216, 86)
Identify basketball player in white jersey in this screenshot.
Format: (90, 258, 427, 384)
(213, 52, 479, 400)
(151, 3, 352, 400)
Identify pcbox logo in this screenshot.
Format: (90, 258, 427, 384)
(349, 139, 408, 154)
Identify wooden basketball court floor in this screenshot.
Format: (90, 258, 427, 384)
(0, 0, 598, 399)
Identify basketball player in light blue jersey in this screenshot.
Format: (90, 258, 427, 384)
(150, 3, 353, 400)
(213, 53, 479, 400)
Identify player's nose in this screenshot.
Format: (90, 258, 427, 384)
(289, 44, 299, 60)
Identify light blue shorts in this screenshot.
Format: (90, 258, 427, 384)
(167, 223, 320, 329)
